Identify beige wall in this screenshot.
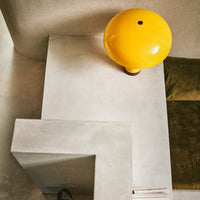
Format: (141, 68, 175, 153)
(0, 0, 200, 60)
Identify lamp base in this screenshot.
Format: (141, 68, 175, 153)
(124, 67, 141, 76)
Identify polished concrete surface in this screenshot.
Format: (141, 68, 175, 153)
(42, 36, 172, 198)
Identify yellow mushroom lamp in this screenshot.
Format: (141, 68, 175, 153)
(103, 8, 172, 75)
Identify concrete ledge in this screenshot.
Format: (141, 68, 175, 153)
(173, 190, 200, 200)
(42, 36, 172, 198)
(11, 119, 132, 200)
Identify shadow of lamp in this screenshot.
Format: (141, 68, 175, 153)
(103, 8, 172, 75)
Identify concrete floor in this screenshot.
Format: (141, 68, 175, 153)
(0, 9, 200, 200)
(0, 11, 46, 200)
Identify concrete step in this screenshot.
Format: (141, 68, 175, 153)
(11, 119, 132, 200)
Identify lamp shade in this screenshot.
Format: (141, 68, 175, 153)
(103, 8, 172, 75)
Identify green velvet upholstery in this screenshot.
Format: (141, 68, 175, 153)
(164, 57, 200, 190)
(164, 57, 200, 101)
(167, 101, 200, 189)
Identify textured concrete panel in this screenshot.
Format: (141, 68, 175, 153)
(42, 36, 172, 197)
(11, 119, 132, 200)
(13, 153, 96, 195)
(1, 0, 200, 59)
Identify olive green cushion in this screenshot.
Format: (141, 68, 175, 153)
(167, 101, 200, 189)
(164, 57, 200, 101)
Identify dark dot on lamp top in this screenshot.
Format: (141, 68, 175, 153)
(138, 21, 143, 25)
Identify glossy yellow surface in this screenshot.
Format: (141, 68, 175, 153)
(104, 8, 172, 74)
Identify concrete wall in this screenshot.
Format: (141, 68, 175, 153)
(1, 0, 200, 60)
